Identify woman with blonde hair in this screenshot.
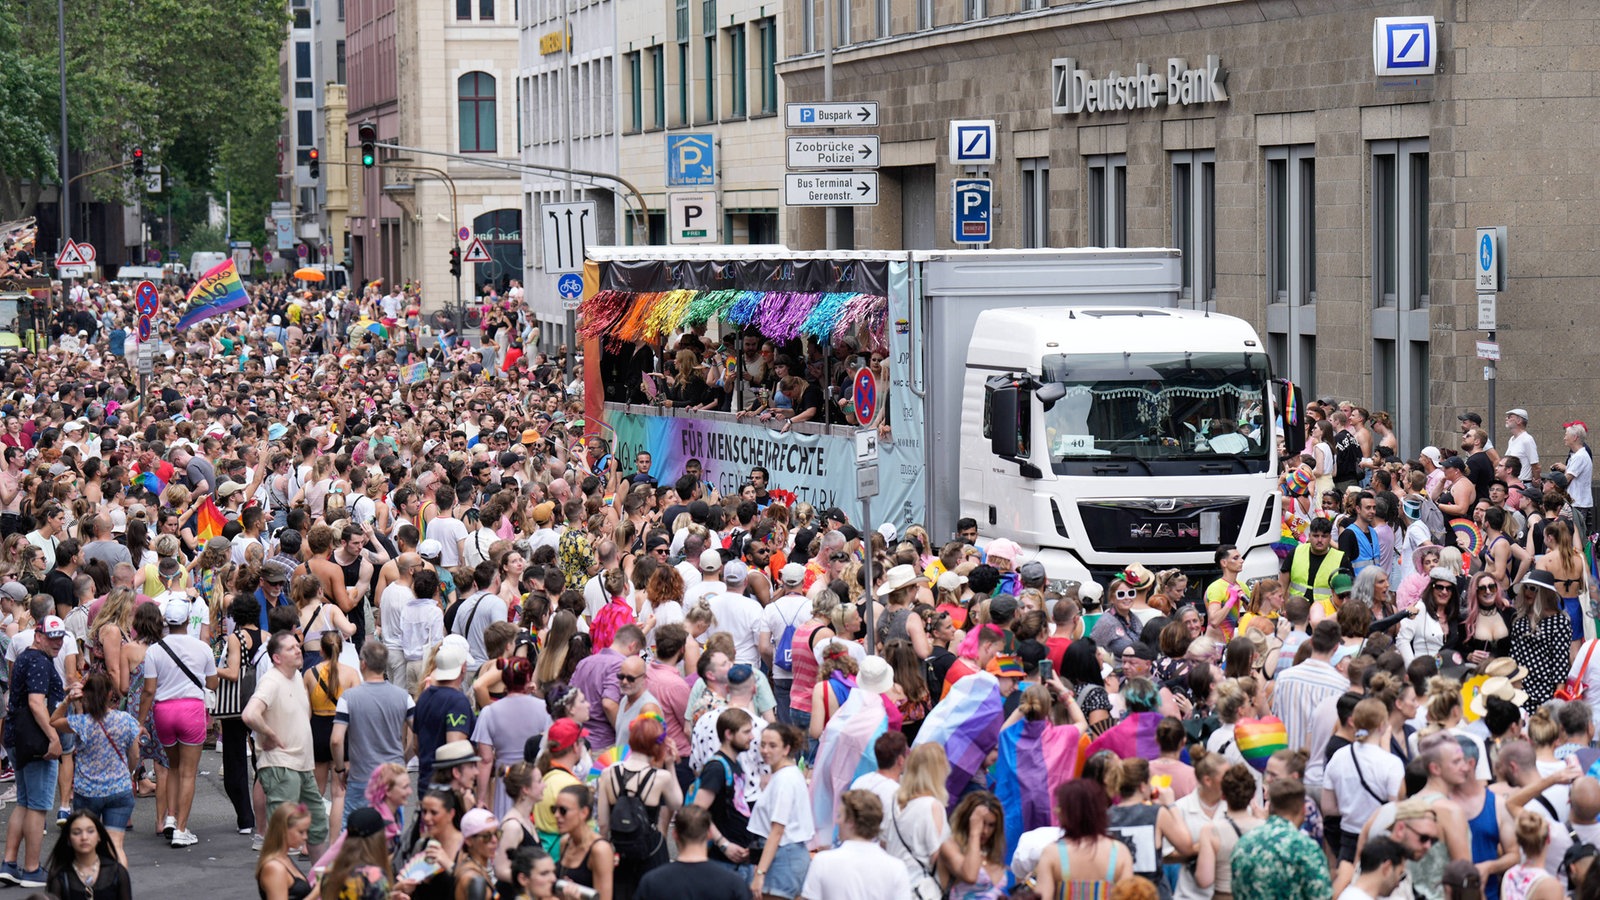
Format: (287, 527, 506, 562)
(256, 802, 314, 900)
(1500, 810, 1562, 899)
(143, 533, 188, 596)
(533, 611, 580, 693)
(883, 744, 951, 895)
(1512, 569, 1572, 708)
(1536, 517, 1587, 652)
(295, 573, 356, 670)
(183, 534, 231, 638)
(87, 587, 137, 695)
(1205, 677, 1265, 776)
(1323, 698, 1404, 888)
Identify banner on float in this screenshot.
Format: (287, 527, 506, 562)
(603, 409, 926, 526)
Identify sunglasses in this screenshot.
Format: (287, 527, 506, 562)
(1414, 833, 1439, 846)
(617, 674, 639, 683)
(829, 553, 850, 562)
(1114, 589, 1137, 598)
(554, 805, 579, 816)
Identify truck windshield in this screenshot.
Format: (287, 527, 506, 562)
(1039, 351, 1270, 463)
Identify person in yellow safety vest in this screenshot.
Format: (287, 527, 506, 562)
(1279, 517, 1347, 612)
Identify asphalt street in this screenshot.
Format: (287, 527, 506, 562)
(0, 746, 269, 895)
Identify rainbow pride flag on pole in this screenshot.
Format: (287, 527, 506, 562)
(195, 496, 228, 542)
(177, 259, 250, 330)
(809, 687, 888, 849)
(913, 670, 1004, 807)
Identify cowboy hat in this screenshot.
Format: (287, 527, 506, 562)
(857, 655, 896, 693)
(1480, 657, 1530, 685)
(875, 564, 925, 597)
(1468, 675, 1529, 718)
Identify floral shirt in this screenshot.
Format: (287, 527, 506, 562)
(66, 710, 138, 797)
(557, 528, 594, 589)
(1230, 815, 1333, 900)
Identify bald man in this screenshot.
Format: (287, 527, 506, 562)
(378, 553, 421, 687)
(1573, 777, 1600, 847)
(614, 655, 656, 748)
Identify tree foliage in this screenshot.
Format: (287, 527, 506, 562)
(1, 0, 285, 248)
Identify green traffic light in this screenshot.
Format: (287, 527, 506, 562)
(361, 152, 375, 167)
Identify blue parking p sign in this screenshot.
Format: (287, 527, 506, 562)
(666, 133, 715, 186)
(952, 178, 992, 244)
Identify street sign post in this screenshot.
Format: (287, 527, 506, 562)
(668, 192, 719, 244)
(784, 173, 879, 206)
(55, 240, 87, 268)
(855, 428, 879, 465)
(785, 102, 879, 127)
(540, 201, 598, 274)
(952, 178, 993, 244)
(853, 368, 880, 425)
(462, 238, 493, 264)
(557, 272, 585, 311)
(1476, 340, 1500, 361)
(1476, 226, 1504, 292)
(1477, 293, 1497, 331)
(786, 136, 879, 169)
(135, 280, 160, 342)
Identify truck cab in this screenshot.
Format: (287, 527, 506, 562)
(966, 307, 1290, 590)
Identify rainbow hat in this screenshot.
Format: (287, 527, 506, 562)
(986, 655, 1025, 678)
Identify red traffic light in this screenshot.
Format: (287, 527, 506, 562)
(132, 148, 143, 159)
(308, 148, 319, 161)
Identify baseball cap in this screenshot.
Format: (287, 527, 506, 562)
(985, 538, 1020, 562)
(1507, 408, 1529, 423)
(547, 718, 590, 754)
(1420, 446, 1442, 465)
(823, 507, 848, 524)
(1442, 456, 1467, 471)
(986, 655, 1025, 678)
(346, 807, 388, 839)
(262, 566, 288, 583)
(1330, 572, 1355, 595)
(1122, 640, 1158, 661)
(1018, 561, 1047, 584)
(531, 501, 555, 525)
(433, 641, 469, 681)
(936, 571, 967, 592)
(421, 439, 441, 457)
(217, 480, 246, 498)
(780, 563, 807, 586)
(727, 664, 755, 686)
(988, 594, 1019, 621)
(721, 560, 749, 584)
(40, 615, 67, 638)
(418, 539, 443, 560)
(699, 548, 723, 573)
(1545, 471, 1570, 490)
(1458, 412, 1483, 425)
(0, 582, 27, 602)
(161, 598, 190, 625)
(461, 808, 500, 840)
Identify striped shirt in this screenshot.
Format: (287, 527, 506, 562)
(1270, 657, 1349, 752)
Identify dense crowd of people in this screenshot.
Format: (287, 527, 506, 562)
(0, 274, 1599, 900)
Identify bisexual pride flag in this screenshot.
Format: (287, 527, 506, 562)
(992, 718, 1086, 865)
(914, 670, 1004, 808)
(177, 259, 250, 330)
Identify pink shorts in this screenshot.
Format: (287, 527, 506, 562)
(152, 698, 208, 747)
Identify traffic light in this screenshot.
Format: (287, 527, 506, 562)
(131, 148, 144, 177)
(307, 148, 320, 179)
(449, 246, 462, 278)
(358, 123, 376, 168)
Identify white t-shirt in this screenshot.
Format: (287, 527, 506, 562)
(379, 582, 416, 652)
(1324, 743, 1405, 834)
(5, 630, 79, 682)
(707, 590, 765, 665)
(882, 795, 949, 886)
(748, 764, 815, 845)
(1169, 792, 1225, 900)
(143, 634, 217, 702)
(1335, 888, 1378, 900)
(800, 839, 911, 900)
(424, 516, 469, 566)
(849, 771, 900, 818)
(1506, 431, 1539, 479)
(759, 594, 812, 681)
(675, 561, 703, 589)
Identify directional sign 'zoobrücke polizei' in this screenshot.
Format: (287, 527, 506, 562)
(786, 136, 880, 169)
(785, 102, 879, 127)
(784, 173, 879, 206)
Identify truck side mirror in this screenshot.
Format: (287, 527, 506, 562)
(985, 374, 1021, 459)
(1037, 381, 1066, 410)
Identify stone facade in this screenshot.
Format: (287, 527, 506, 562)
(777, 0, 1600, 461)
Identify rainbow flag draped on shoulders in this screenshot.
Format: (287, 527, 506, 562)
(914, 670, 1004, 807)
(1084, 710, 1164, 761)
(177, 259, 250, 330)
(992, 718, 1085, 865)
(809, 687, 888, 849)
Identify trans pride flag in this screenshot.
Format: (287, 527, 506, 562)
(177, 259, 250, 330)
(914, 670, 1004, 807)
(992, 718, 1086, 865)
(809, 687, 888, 849)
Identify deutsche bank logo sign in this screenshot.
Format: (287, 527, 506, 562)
(1373, 16, 1436, 76)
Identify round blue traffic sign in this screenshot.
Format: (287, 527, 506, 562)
(557, 273, 584, 299)
(1479, 233, 1493, 271)
(853, 367, 879, 424)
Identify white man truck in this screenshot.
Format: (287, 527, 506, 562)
(579, 246, 1303, 588)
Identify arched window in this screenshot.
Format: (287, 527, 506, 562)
(459, 72, 497, 153)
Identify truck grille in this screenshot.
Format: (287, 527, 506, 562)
(1077, 497, 1251, 554)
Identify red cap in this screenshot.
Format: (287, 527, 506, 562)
(547, 718, 590, 754)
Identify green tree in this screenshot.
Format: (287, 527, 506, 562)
(0, 4, 60, 218)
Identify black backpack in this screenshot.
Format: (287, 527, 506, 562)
(608, 766, 663, 861)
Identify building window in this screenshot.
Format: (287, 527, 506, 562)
(457, 0, 471, 18)
(1085, 154, 1126, 248)
(1265, 144, 1317, 392)
(337, 0, 344, 20)
(917, 0, 932, 29)
(297, 110, 314, 147)
(1171, 149, 1215, 308)
(335, 40, 346, 84)
(676, 43, 689, 125)
(294, 7, 311, 28)
(1371, 138, 1430, 455)
(757, 18, 777, 114)
(296, 82, 313, 98)
(627, 51, 643, 132)
(802, 0, 815, 52)
(875, 0, 889, 36)
(837, 0, 850, 44)
(727, 27, 746, 118)
(458, 72, 497, 152)
(703, 36, 716, 121)
(1020, 158, 1049, 248)
(480, 0, 494, 19)
(295, 42, 311, 79)
(652, 46, 667, 127)
(676, 0, 690, 40)
(965, 0, 983, 21)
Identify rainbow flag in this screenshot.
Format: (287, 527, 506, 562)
(1085, 710, 1164, 762)
(402, 361, 429, 384)
(809, 686, 888, 849)
(1234, 717, 1288, 772)
(177, 259, 250, 330)
(914, 670, 1004, 807)
(587, 745, 630, 783)
(196, 496, 227, 542)
(133, 469, 165, 496)
(992, 718, 1085, 865)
